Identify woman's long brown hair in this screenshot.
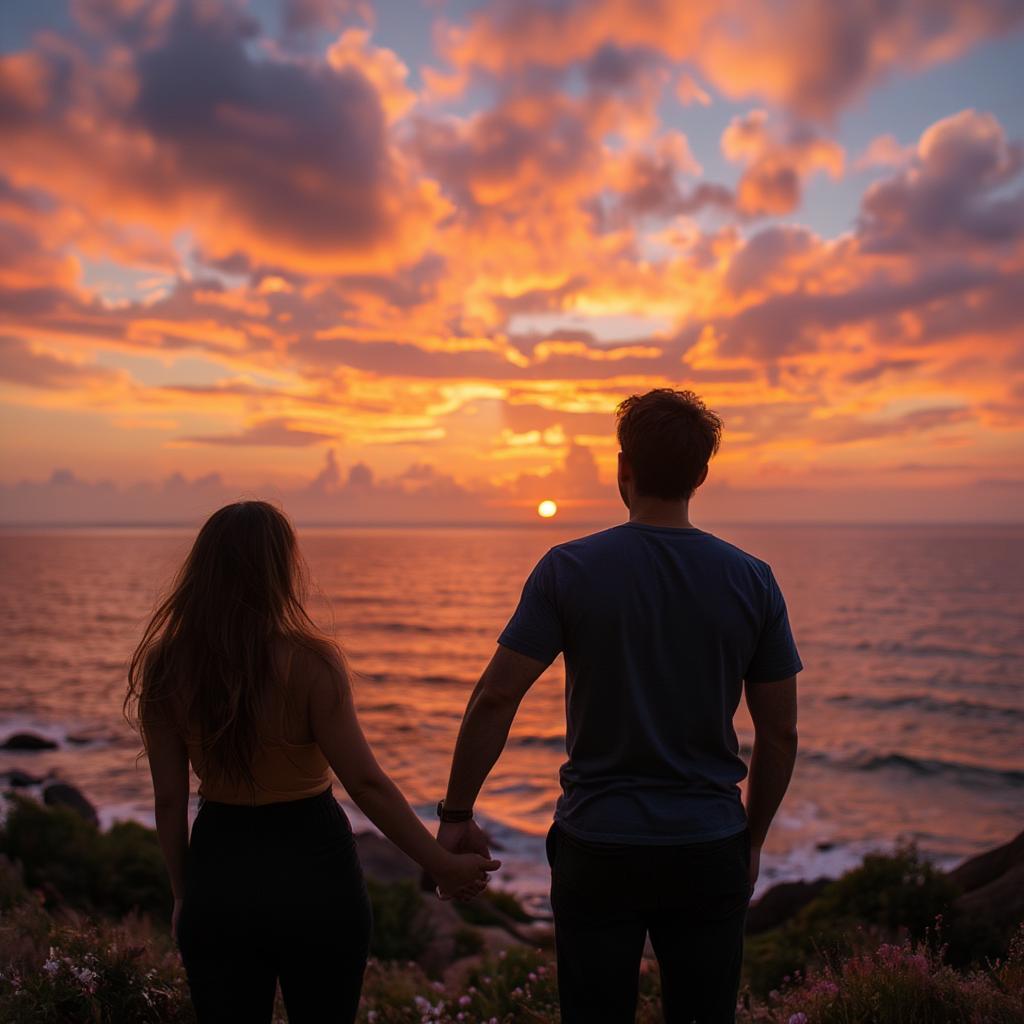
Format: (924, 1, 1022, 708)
(125, 501, 339, 795)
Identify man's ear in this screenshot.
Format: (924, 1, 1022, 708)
(695, 464, 709, 489)
(617, 451, 631, 482)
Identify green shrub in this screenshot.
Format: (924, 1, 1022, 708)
(743, 842, 962, 995)
(452, 925, 485, 959)
(740, 926, 1024, 1024)
(365, 879, 434, 963)
(0, 855, 30, 911)
(0, 908, 195, 1024)
(460, 946, 560, 1021)
(454, 887, 532, 927)
(0, 796, 171, 924)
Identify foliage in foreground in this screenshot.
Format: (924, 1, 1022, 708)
(739, 928, 1024, 1024)
(2, 798, 1022, 1022)
(0, 795, 170, 921)
(742, 841, 1001, 995)
(3, 852, 1022, 1024)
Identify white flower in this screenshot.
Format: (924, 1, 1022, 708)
(459, 995, 471, 1006)
(788, 1014, 808, 1024)
(42, 958, 60, 977)
(413, 995, 430, 1011)
(367, 1013, 378, 1023)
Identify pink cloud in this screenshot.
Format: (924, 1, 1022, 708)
(858, 109, 1024, 251)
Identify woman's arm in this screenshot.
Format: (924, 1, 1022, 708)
(308, 650, 499, 896)
(144, 713, 190, 924)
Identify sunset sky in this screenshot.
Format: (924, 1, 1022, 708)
(1, 0, 1023, 524)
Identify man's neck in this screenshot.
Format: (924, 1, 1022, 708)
(628, 498, 695, 529)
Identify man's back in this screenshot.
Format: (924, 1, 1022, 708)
(498, 522, 803, 844)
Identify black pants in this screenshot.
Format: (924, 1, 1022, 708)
(546, 822, 751, 1024)
(177, 786, 372, 1024)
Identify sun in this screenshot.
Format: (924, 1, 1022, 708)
(537, 499, 558, 518)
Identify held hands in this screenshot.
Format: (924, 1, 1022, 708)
(433, 819, 501, 900)
(434, 850, 502, 901)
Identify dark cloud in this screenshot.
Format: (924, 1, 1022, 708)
(131, 1, 390, 249)
(715, 262, 999, 358)
(179, 417, 338, 447)
(858, 109, 1024, 252)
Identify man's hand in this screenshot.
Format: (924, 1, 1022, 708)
(437, 818, 492, 858)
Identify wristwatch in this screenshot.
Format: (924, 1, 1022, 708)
(436, 800, 473, 823)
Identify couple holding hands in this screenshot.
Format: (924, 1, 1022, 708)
(129, 388, 802, 1023)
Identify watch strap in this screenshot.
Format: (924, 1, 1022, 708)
(436, 800, 473, 823)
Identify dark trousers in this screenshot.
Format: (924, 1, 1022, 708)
(176, 786, 372, 1024)
(546, 822, 751, 1024)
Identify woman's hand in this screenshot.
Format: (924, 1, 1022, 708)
(433, 851, 501, 901)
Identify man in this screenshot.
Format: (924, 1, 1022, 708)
(436, 388, 802, 1023)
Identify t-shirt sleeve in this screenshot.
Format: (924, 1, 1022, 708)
(497, 551, 563, 665)
(744, 566, 803, 684)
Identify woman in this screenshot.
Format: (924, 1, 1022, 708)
(125, 501, 498, 1023)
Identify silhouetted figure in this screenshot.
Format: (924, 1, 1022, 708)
(437, 389, 803, 1023)
(126, 501, 498, 1024)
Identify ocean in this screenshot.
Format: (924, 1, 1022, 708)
(1, 523, 1022, 913)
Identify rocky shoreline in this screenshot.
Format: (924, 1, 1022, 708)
(3, 743, 1022, 971)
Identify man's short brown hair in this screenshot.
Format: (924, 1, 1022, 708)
(616, 389, 723, 500)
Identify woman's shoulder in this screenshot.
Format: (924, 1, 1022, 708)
(276, 633, 347, 689)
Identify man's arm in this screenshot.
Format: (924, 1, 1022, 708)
(438, 644, 549, 853)
(743, 675, 799, 888)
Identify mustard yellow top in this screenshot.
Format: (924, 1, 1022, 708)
(187, 735, 332, 806)
(184, 644, 332, 806)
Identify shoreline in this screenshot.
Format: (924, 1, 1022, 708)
(0, 762, 1002, 914)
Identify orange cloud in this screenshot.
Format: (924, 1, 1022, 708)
(721, 111, 844, 216)
(0, 3, 1021, 522)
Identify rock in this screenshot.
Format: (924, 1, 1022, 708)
(65, 734, 93, 746)
(3, 768, 43, 787)
(354, 832, 420, 884)
(947, 830, 1024, 894)
(953, 859, 1024, 936)
(2, 732, 58, 751)
(42, 782, 99, 827)
(745, 877, 832, 935)
(416, 896, 472, 978)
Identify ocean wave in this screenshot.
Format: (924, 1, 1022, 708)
(854, 753, 1024, 786)
(850, 639, 1023, 662)
(360, 621, 490, 637)
(827, 692, 1024, 722)
(803, 749, 1024, 787)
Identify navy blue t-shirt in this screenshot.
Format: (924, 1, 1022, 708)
(498, 522, 803, 844)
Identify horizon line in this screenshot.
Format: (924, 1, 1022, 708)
(2, 519, 1023, 531)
